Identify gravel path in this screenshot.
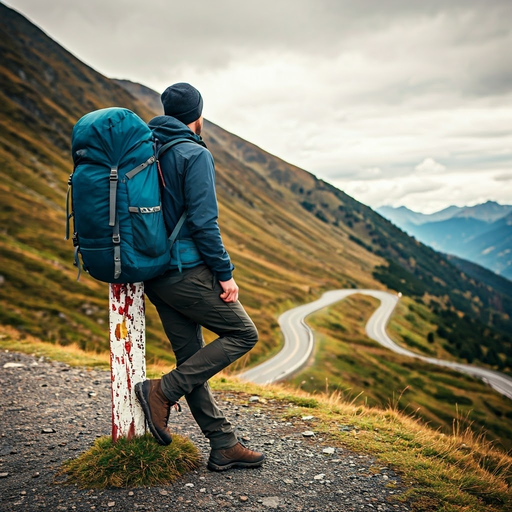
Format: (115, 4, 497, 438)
(0, 350, 411, 512)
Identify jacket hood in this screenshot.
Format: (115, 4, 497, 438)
(148, 115, 205, 146)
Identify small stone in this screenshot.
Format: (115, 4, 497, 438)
(41, 428, 56, 434)
(264, 439, 275, 445)
(302, 431, 315, 437)
(3, 362, 25, 368)
(88, 392, 97, 398)
(249, 396, 260, 403)
(302, 415, 314, 421)
(200, 488, 206, 493)
(32, 472, 40, 478)
(20, 491, 27, 495)
(128, 492, 134, 496)
(0, 473, 8, 478)
(240, 496, 249, 502)
(185, 483, 194, 488)
(314, 474, 325, 480)
(159, 490, 169, 496)
(283, 479, 294, 484)
(322, 447, 335, 455)
(108, 502, 115, 507)
(261, 496, 279, 508)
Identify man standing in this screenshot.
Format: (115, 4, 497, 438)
(135, 83, 264, 471)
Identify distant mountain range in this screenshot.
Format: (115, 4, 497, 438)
(377, 202, 512, 280)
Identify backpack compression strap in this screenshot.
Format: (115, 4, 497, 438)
(109, 166, 118, 227)
(169, 212, 187, 248)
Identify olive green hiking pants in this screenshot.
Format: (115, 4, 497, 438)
(144, 264, 258, 449)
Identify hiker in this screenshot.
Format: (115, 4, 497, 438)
(135, 83, 264, 471)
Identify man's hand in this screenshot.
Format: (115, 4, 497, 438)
(219, 278, 239, 303)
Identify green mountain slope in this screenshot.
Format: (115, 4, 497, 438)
(1, 2, 512, 446)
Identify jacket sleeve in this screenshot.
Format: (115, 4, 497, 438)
(183, 149, 234, 281)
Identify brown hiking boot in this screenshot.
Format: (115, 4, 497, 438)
(208, 442, 265, 471)
(134, 379, 179, 446)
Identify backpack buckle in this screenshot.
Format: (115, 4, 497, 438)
(68, 173, 73, 185)
(110, 167, 118, 181)
(112, 234, 121, 244)
(72, 232, 79, 247)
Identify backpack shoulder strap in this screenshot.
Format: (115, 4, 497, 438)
(157, 138, 196, 159)
(156, 138, 198, 189)
(156, 138, 195, 242)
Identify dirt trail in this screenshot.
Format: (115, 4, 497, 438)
(0, 350, 411, 511)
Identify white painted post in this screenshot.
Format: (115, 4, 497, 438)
(109, 283, 146, 443)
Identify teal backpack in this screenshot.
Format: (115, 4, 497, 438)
(66, 107, 187, 283)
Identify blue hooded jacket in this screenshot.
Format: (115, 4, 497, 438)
(148, 115, 234, 281)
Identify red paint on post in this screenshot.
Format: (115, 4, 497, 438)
(111, 417, 119, 444)
(111, 283, 123, 301)
(126, 370, 132, 392)
(127, 420, 136, 440)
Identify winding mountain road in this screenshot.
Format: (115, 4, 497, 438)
(238, 290, 512, 401)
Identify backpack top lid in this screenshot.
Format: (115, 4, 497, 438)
(71, 107, 152, 168)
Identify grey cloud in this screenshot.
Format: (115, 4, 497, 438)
(7, 0, 512, 108)
(7, 1, 512, 69)
(494, 173, 512, 182)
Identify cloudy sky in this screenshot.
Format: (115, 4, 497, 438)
(5, 0, 512, 213)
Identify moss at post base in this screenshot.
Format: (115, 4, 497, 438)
(57, 433, 201, 489)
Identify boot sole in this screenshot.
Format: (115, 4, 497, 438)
(134, 382, 170, 446)
(207, 459, 265, 472)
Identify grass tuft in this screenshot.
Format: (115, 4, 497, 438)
(57, 434, 201, 489)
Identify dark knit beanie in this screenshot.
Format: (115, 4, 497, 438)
(161, 82, 203, 125)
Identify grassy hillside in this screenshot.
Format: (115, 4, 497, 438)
(290, 294, 512, 450)
(1, 2, 512, 448)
